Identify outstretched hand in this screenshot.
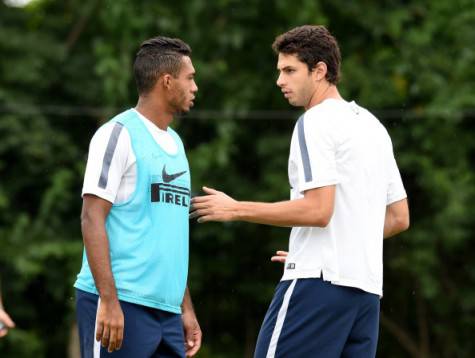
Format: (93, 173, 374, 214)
(190, 186, 238, 223)
(271, 251, 288, 264)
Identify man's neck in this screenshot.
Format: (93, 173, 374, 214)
(305, 83, 343, 111)
(135, 96, 174, 130)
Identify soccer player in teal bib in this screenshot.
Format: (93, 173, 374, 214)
(74, 36, 201, 357)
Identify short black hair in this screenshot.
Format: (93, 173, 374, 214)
(134, 36, 192, 95)
(272, 25, 341, 85)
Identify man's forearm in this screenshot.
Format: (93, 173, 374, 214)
(383, 212, 407, 238)
(181, 286, 194, 313)
(235, 198, 330, 227)
(383, 199, 410, 239)
(192, 185, 335, 227)
(82, 217, 117, 301)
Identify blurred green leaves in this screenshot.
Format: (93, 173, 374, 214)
(1, 0, 475, 357)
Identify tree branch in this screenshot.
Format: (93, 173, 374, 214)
(65, 0, 101, 53)
(380, 311, 420, 357)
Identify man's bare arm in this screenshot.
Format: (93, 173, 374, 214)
(384, 198, 410, 238)
(81, 194, 123, 352)
(191, 185, 336, 227)
(82, 195, 116, 299)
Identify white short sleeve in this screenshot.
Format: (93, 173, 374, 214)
(82, 122, 134, 203)
(297, 114, 340, 193)
(386, 153, 407, 205)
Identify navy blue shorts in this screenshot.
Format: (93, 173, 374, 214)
(254, 278, 380, 358)
(76, 289, 185, 358)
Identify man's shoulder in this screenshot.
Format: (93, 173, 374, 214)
(93, 109, 135, 135)
(90, 114, 133, 151)
(301, 103, 338, 133)
(303, 99, 347, 123)
(109, 108, 139, 126)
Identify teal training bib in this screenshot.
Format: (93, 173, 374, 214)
(75, 109, 190, 313)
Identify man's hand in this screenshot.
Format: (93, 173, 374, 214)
(271, 251, 288, 264)
(182, 310, 202, 357)
(95, 298, 124, 353)
(0, 308, 15, 338)
(190, 186, 238, 223)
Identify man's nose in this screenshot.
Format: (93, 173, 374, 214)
(276, 73, 284, 87)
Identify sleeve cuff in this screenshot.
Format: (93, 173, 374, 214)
(387, 191, 407, 205)
(81, 189, 115, 204)
(298, 179, 339, 194)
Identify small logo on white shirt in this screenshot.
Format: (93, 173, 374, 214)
(286, 263, 296, 270)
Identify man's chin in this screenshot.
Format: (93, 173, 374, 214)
(176, 107, 191, 115)
(287, 99, 300, 107)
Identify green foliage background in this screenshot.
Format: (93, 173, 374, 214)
(1, 0, 474, 357)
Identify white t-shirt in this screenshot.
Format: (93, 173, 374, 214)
(82, 109, 178, 204)
(282, 99, 407, 296)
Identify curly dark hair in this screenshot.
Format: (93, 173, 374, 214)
(272, 25, 341, 85)
(134, 36, 192, 95)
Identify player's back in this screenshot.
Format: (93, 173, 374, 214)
(325, 100, 394, 293)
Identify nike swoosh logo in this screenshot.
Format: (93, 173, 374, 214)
(162, 165, 187, 183)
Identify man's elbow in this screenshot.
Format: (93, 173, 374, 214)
(310, 209, 333, 228)
(80, 210, 99, 234)
(80, 210, 92, 227)
(396, 214, 410, 233)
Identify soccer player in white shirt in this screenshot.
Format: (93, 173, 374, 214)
(191, 25, 409, 358)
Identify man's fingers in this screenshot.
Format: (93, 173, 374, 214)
(189, 203, 217, 218)
(95, 321, 104, 342)
(116, 327, 124, 350)
(189, 341, 201, 356)
(190, 333, 201, 356)
(194, 210, 214, 222)
(189, 210, 199, 219)
(0, 329, 8, 338)
(186, 333, 202, 356)
(191, 195, 212, 204)
(101, 325, 110, 348)
(190, 201, 209, 210)
(202, 186, 220, 194)
(108, 327, 117, 352)
(197, 215, 213, 223)
(271, 250, 288, 263)
(0, 313, 15, 328)
(187, 346, 199, 357)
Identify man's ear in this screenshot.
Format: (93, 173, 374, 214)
(313, 61, 328, 82)
(162, 73, 173, 89)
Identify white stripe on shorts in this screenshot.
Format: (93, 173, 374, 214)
(266, 279, 297, 358)
(94, 297, 101, 358)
